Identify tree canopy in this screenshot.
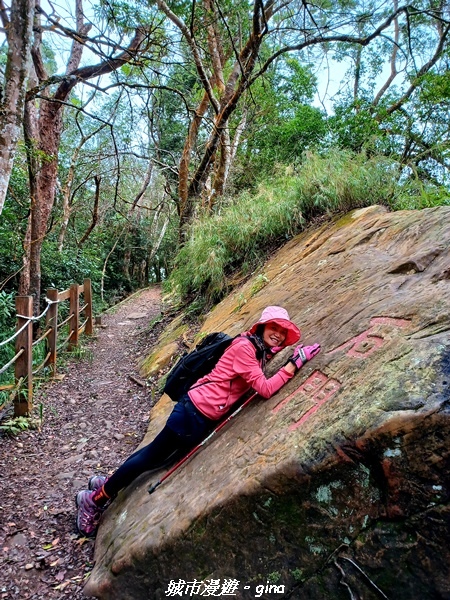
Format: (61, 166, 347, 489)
(0, 0, 449, 310)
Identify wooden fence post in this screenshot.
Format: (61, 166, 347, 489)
(14, 296, 33, 416)
(83, 278, 93, 336)
(69, 283, 79, 350)
(46, 288, 59, 376)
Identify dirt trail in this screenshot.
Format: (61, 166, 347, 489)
(0, 286, 162, 599)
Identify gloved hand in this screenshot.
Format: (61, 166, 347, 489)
(269, 346, 284, 355)
(290, 343, 321, 369)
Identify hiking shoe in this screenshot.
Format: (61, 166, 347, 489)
(88, 475, 108, 492)
(75, 490, 102, 538)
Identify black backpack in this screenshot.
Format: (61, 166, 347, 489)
(163, 332, 234, 402)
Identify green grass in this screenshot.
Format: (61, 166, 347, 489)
(168, 148, 447, 307)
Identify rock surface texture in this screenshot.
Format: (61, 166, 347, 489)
(84, 206, 450, 600)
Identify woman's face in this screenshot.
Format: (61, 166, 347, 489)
(263, 322, 287, 348)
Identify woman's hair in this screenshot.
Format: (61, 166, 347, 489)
(254, 324, 265, 339)
(251, 324, 268, 362)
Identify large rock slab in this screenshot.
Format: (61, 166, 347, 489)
(85, 206, 450, 600)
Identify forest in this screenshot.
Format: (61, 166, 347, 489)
(0, 0, 449, 322)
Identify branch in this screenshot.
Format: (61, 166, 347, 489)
(404, 131, 450, 170)
(65, 0, 92, 75)
(78, 175, 101, 247)
(154, 0, 220, 114)
(382, 23, 450, 117)
(35, 3, 152, 64)
(26, 27, 149, 101)
(100, 227, 128, 302)
(373, 0, 400, 106)
(130, 160, 153, 212)
(249, 3, 412, 86)
(35, 3, 87, 42)
(56, 27, 148, 100)
(212, 0, 247, 86)
(151, 157, 179, 177)
(204, 0, 225, 93)
(0, 0, 9, 28)
(187, 1, 268, 199)
(27, 94, 116, 127)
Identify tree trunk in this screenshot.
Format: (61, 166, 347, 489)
(78, 175, 101, 247)
(130, 160, 153, 212)
(123, 249, 131, 283)
(0, 0, 35, 215)
(178, 91, 211, 227)
(28, 100, 62, 313)
(204, 109, 247, 208)
(58, 124, 104, 250)
(20, 73, 40, 297)
(173, 0, 268, 241)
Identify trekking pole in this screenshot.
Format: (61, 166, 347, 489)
(148, 391, 259, 494)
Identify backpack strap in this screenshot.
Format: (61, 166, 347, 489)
(188, 334, 266, 394)
(187, 334, 238, 393)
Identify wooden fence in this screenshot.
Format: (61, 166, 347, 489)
(0, 279, 94, 417)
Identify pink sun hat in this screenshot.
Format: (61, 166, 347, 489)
(248, 306, 301, 346)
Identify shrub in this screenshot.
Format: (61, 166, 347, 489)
(167, 149, 446, 307)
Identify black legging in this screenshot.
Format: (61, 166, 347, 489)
(103, 425, 186, 497)
(103, 395, 215, 498)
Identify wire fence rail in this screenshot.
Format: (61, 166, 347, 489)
(0, 279, 94, 417)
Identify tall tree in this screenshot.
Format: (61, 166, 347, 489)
(20, 0, 160, 311)
(154, 0, 450, 240)
(0, 0, 35, 215)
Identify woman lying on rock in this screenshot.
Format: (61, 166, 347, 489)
(75, 305, 320, 537)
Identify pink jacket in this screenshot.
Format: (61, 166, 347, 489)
(188, 335, 293, 420)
